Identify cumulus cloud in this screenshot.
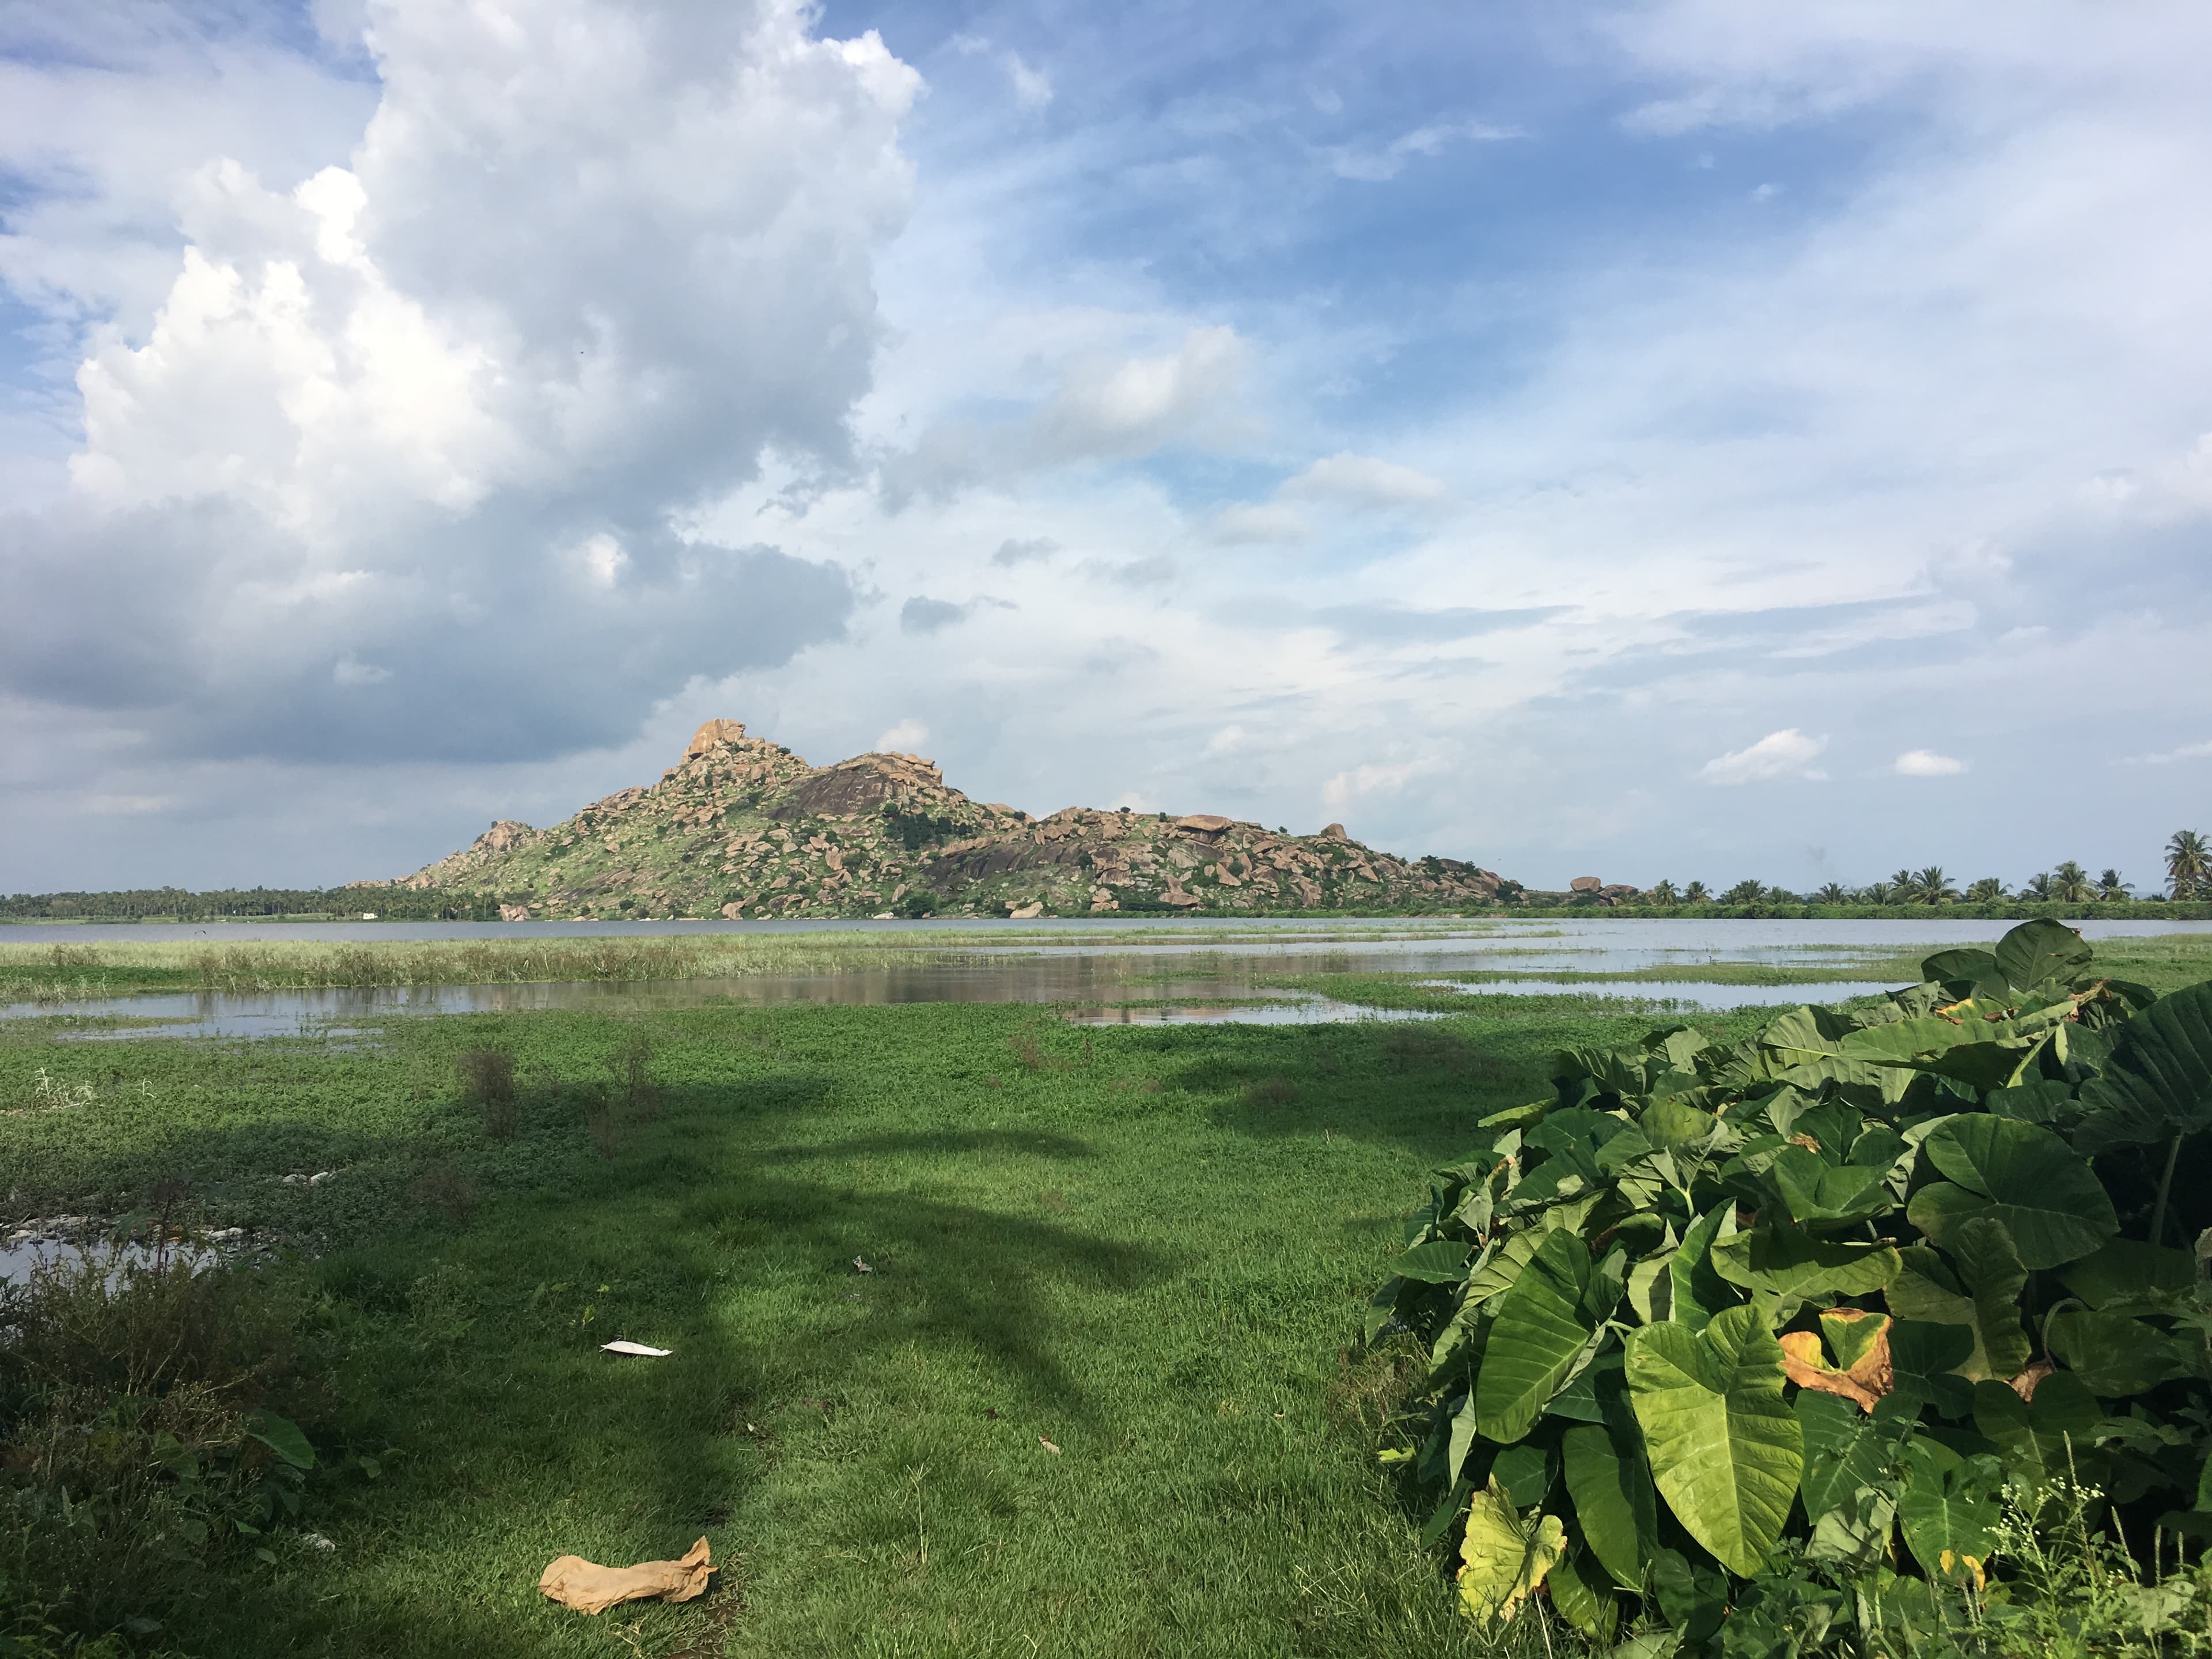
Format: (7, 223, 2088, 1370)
(882, 325, 1248, 502)
(1283, 451, 1451, 506)
(1698, 729, 1829, 785)
(1207, 502, 1311, 544)
(0, 0, 918, 763)
(991, 536, 1060, 566)
(1321, 760, 1424, 808)
(2123, 738, 2212, 764)
(876, 718, 929, 751)
(1003, 51, 1053, 109)
(900, 596, 972, 634)
(1894, 749, 1967, 776)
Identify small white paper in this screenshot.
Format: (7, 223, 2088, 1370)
(600, 1340, 672, 1358)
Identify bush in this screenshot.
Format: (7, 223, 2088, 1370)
(454, 1046, 517, 1139)
(0, 1249, 317, 1643)
(1368, 919, 2212, 1650)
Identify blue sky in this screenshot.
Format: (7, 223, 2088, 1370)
(2, 1, 2209, 895)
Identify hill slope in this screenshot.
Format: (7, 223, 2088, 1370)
(362, 719, 1518, 919)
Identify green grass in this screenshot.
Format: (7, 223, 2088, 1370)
(2, 996, 1777, 1657)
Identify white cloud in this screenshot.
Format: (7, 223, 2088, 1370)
(1698, 729, 1829, 785)
(1003, 52, 1053, 110)
(1894, 749, 1967, 776)
(1321, 760, 1423, 808)
(1327, 119, 1520, 182)
(1207, 502, 1311, 544)
(2124, 738, 2212, 765)
(1205, 724, 1245, 756)
(1283, 451, 1450, 506)
(876, 718, 929, 752)
(333, 658, 391, 687)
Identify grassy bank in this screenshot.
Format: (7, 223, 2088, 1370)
(2, 991, 1775, 1656)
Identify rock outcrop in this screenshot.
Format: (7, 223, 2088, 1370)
(361, 719, 1520, 919)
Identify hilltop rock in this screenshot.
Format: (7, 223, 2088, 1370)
(368, 719, 1520, 919)
(1570, 876, 1603, 893)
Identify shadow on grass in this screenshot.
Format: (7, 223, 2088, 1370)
(134, 1074, 1169, 1657)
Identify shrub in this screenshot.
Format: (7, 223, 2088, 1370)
(1368, 919, 2212, 1649)
(410, 1160, 478, 1229)
(454, 1046, 517, 1139)
(605, 1028, 658, 1123)
(0, 1251, 316, 1642)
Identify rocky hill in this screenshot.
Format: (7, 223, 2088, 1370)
(358, 719, 1519, 919)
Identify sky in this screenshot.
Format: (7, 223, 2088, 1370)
(2, 0, 2209, 896)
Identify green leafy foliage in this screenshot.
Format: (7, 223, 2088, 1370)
(1371, 920, 2212, 1648)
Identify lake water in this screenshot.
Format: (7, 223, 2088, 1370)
(8, 916, 2203, 1038)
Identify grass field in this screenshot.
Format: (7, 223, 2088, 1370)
(8, 929, 2212, 1656)
(3, 988, 1771, 1657)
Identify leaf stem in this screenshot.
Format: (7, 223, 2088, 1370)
(2153, 1129, 2184, 1247)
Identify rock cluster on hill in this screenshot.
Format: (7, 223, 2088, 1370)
(363, 720, 1520, 919)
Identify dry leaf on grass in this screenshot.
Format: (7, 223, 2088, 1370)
(1038, 1436, 1062, 1455)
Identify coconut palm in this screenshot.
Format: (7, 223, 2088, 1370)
(2020, 872, 2054, 901)
(1887, 868, 1921, 904)
(1648, 878, 1679, 905)
(1861, 881, 1895, 904)
(1682, 880, 1710, 904)
(1813, 882, 1849, 904)
(1966, 877, 2006, 903)
(1912, 866, 1960, 906)
(2169, 829, 2210, 900)
(2097, 868, 2133, 901)
(2051, 861, 2096, 903)
(1723, 879, 1766, 905)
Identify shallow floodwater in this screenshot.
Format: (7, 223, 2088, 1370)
(7, 915, 2203, 1038)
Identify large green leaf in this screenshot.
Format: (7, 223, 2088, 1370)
(1627, 1304, 1804, 1576)
(1796, 1389, 1890, 1522)
(1561, 1387, 1660, 1592)
(1907, 1116, 2118, 1270)
(1771, 1146, 1892, 1230)
(2047, 1310, 2194, 1397)
(1455, 1479, 1565, 1624)
(2061, 1239, 2196, 1310)
(1710, 1223, 1900, 1301)
(1885, 1320, 1976, 1418)
(1994, 919, 2094, 994)
(1921, 948, 2001, 993)
(1543, 1544, 1618, 1641)
(1393, 1238, 1474, 1283)
(1898, 1441, 2002, 1583)
(245, 1408, 315, 1471)
(2072, 981, 2212, 1154)
(1948, 1218, 2032, 1381)
(1669, 1202, 1740, 1332)
(1475, 1229, 1609, 1444)
(1972, 1373, 2103, 1489)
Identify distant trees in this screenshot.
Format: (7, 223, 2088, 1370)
(2051, 861, 2096, 903)
(1813, 882, 1849, 903)
(2097, 868, 2133, 901)
(1647, 878, 1679, 904)
(1681, 881, 1710, 904)
(1966, 877, 2006, 903)
(1722, 879, 1766, 905)
(2169, 829, 2210, 899)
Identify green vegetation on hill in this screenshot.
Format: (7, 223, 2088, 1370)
(361, 718, 1515, 921)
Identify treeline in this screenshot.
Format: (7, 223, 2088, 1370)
(0, 887, 507, 923)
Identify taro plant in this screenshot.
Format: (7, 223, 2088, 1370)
(1368, 919, 2212, 1647)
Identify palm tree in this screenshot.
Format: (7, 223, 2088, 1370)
(1858, 880, 1892, 904)
(2019, 872, 2054, 901)
(2097, 868, 2132, 901)
(1814, 882, 1849, 904)
(2051, 861, 2096, 903)
(1912, 866, 1960, 906)
(1723, 879, 1765, 906)
(2169, 829, 2210, 900)
(1648, 878, 1679, 905)
(1888, 868, 1922, 904)
(1965, 877, 2005, 904)
(1682, 881, 1710, 904)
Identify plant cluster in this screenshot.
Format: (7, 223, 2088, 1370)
(1645, 834, 2208, 908)
(1369, 919, 2212, 1650)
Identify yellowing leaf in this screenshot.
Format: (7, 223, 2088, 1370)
(1456, 1479, 1566, 1624)
(1778, 1312, 1893, 1412)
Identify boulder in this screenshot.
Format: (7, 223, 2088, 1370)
(1320, 823, 1348, 840)
(1008, 901, 1045, 919)
(684, 718, 748, 759)
(1570, 876, 1603, 893)
(476, 820, 536, 855)
(721, 903, 745, 920)
(498, 903, 531, 922)
(1175, 814, 1233, 835)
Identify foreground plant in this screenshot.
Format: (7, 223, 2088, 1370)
(1369, 919, 2212, 1650)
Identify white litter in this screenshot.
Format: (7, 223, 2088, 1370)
(600, 1340, 672, 1358)
(852, 1256, 873, 1274)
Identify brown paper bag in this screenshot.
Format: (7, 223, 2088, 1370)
(538, 1537, 715, 1615)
